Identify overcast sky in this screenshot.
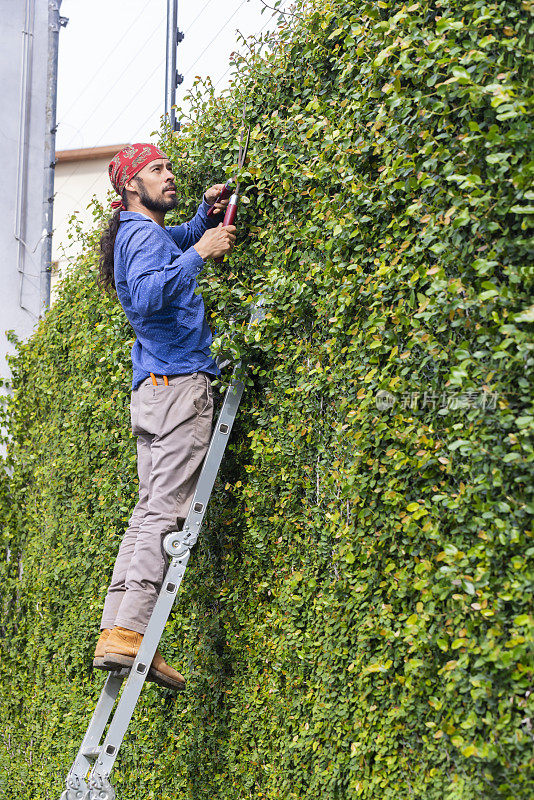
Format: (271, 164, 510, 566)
(56, 0, 281, 152)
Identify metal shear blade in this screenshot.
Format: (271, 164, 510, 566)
(238, 125, 251, 169)
(234, 124, 251, 193)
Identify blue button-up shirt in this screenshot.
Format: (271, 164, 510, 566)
(114, 200, 220, 389)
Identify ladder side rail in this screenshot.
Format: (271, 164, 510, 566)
(171, 299, 265, 552)
(60, 674, 124, 800)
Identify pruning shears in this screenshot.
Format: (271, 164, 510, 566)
(213, 121, 251, 264)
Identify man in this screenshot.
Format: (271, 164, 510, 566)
(93, 143, 236, 691)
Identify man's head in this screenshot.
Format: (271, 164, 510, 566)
(108, 143, 177, 213)
(127, 158, 177, 213)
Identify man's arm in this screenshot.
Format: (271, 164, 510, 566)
(166, 198, 220, 251)
(123, 222, 237, 317)
(167, 185, 231, 249)
(124, 226, 205, 317)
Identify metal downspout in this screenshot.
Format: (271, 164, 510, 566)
(14, 0, 35, 317)
(41, 0, 67, 316)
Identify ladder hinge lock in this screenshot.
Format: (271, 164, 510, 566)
(59, 16, 69, 27)
(177, 29, 184, 42)
(176, 72, 184, 86)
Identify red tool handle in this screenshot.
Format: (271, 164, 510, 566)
(221, 197, 238, 226)
(214, 194, 239, 264)
(207, 180, 233, 217)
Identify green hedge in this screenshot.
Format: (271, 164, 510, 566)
(1, 1, 533, 797)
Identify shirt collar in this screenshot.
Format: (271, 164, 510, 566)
(119, 210, 158, 223)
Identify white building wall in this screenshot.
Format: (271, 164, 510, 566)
(51, 145, 128, 299)
(0, 0, 50, 388)
(52, 155, 115, 284)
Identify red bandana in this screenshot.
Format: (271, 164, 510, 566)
(108, 143, 168, 210)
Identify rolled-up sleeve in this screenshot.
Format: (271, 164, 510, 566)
(167, 198, 221, 250)
(123, 226, 205, 317)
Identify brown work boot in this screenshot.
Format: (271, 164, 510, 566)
(93, 628, 112, 669)
(103, 626, 185, 691)
(102, 626, 142, 669)
(150, 649, 186, 691)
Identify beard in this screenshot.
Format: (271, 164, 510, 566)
(133, 176, 178, 212)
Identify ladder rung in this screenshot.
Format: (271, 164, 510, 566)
(109, 667, 130, 677)
(82, 746, 102, 760)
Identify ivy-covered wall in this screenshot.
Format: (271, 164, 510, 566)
(1, 1, 533, 798)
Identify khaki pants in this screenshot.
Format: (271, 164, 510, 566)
(100, 372, 213, 634)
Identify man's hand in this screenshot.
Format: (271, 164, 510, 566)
(204, 183, 231, 216)
(194, 223, 236, 261)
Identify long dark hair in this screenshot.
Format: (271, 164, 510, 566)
(98, 189, 127, 292)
